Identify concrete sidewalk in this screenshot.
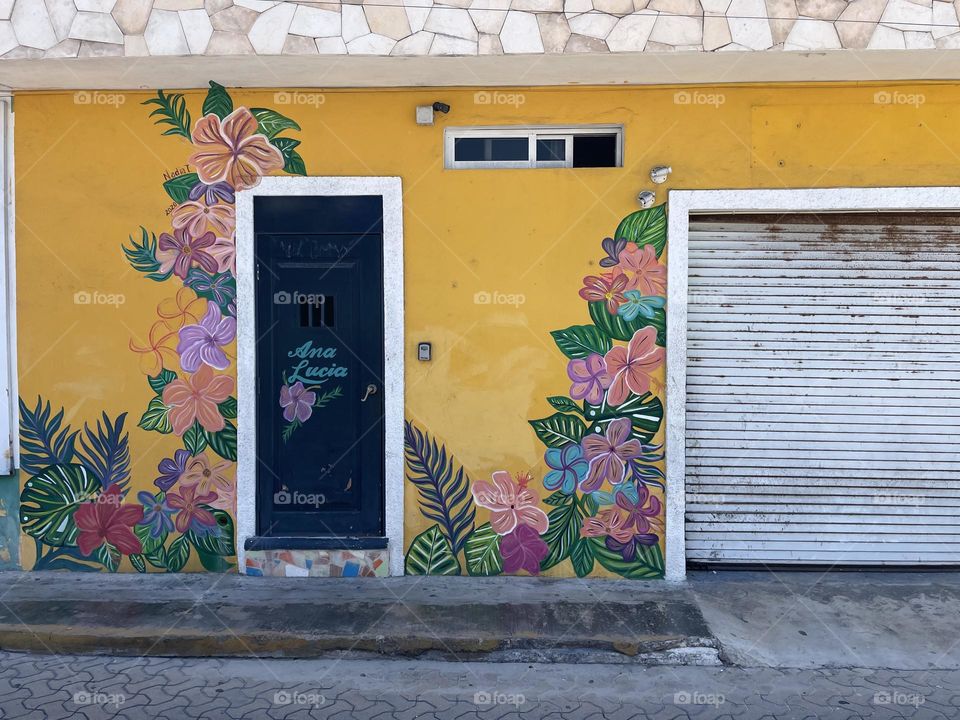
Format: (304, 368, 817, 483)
(0, 571, 957, 669)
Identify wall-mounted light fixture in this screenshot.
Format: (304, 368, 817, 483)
(637, 190, 656, 208)
(650, 165, 672, 184)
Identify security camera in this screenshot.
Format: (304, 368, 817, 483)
(432, 102, 451, 114)
(637, 190, 656, 208)
(650, 165, 672, 184)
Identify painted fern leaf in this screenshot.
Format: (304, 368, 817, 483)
(404, 421, 475, 555)
(143, 90, 193, 139)
(78, 412, 131, 490)
(122, 227, 171, 282)
(19, 397, 79, 476)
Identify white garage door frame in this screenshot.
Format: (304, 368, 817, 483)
(664, 187, 960, 582)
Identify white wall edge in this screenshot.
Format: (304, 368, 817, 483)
(2, 96, 15, 475)
(235, 176, 405, 576)
(665, 185, 960, 582)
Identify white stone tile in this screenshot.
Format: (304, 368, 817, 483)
(154, 0, 203, 8)
(429, 32, 476, 51)
(880, 0, 933, 30)
(0, 20, 17, 52)
(867, 22, 906, 46)
(836, 0, 884, 46)
(594, 0, 636, 12)
(568, 10, 618, 36)
(315, 34, 346, 52)
(649, 12, 701, 44)
(69, 10, 124, 42)
(782, 15, 840, 48)
(498, 9, 542, 51)
(932, 0, 958, 37)
(935, 27, 960, 44)
(282, 32, 316, 51)
(470, 8, 506, 33)
(511, 0, 561, 9)
(75, 0, 116, 11)
(123, 32, 148, 52)
(727, 0, 773, 48)
(78, 37, 123, 52)
(180, 7, 211, 51)
(345, 30, 395, 52)
(12, 0, 59, 49)
(478, 29, 501, 50)
(0, 0, 13, 20)
(649, 0, 700, 13)
(795, 0, 845, 19)
(424, 6, 476, 38)
(210, 5, 256, 31)
(904, 28, 937, 43)
(699, 0, 729, 10)
(341, 3, 368, 42)
(701, 11, 730, 48)
(205, 28, 254, 52)
(44, 36, 80, 53)
(564, 31, 608, 49)
(605, 9, 656, 49)
(563, 0, 592, 15)
(406, 1, 431, 32)
(205, 0, 231, 14)
(143, 8, 188, 51)
(364, 2, 410, 39)
(290, 5, 340, 36)
(537, 11, 570, 50)
(391, 28, 433, 52)
(248, 0, 295, 52)
(111, 0, 151, 34)
(766, 0, 797, 42)
(233, 0, 276, 12)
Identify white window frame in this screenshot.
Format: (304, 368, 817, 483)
(444, 125, 623, 170)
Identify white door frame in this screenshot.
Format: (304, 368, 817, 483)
(234, 176, 405, 576)
(665, 186, 960, 582)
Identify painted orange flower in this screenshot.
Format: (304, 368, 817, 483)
(130, 320, 180, 376)
(162, 365, 234, 435)
(604, 327, 665, 406)
(171, 200, 235, 238)
(157, 288, 208, 332)
(188, 108, 284, 191)
(181, 452, 235, 511)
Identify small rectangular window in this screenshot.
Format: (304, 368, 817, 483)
(445, 126, 622, 170)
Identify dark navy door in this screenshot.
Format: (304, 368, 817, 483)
(254, 196, 384, 537)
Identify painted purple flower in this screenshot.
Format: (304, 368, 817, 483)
(185, 269, 236, 310)
(567, 353, 611, 406)
(177, 303, 236, 373)
(605, 532, 659, 563)
(616, 484, 662, 534)
(580, 417, 642, 493)
(188, 180, 235, 205)
(600, 237, 628, 267)
(500, 524, 549, 575)
(280, 381, 316, 423)
(137, 491, 176, 538)
(155, 448, 191, 491)
(157, 228, 220, 280)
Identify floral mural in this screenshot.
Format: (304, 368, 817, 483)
(19, 82, 308, 572)
(405, 204, 668, 579)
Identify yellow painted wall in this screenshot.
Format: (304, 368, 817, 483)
(13, 82, 960, 575)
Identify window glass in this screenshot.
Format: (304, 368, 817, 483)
(536, 138, 566, 163)
(454, 137, 528, 162)
(572, 134, 618, 168)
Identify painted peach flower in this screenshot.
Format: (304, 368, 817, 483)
(189, 108, 284, 191)
(580, 417, 642, 493)
(181, 452, 235, 511)
(208, 236, 236, 276)
(172, 200, 235, 238)
(162, 364, 234, 435)
(616, 243, 666, 296)
(603, 327, 664, 406)
(580, 507, 634, 544)
(471, 471, 549, 537)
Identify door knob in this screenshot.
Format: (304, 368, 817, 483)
(361, 383, 377, 402)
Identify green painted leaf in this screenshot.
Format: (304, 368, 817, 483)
(539, 495, 583, 571)
(205, 419, 237, 461)
(250, 108, 301, 138)
(543, 491, 572, 506)
(589, 538, 664, 579)
(186, 507, 235, 557)
(96, 542, 120, 572)
(144, 546, 167, 570)
(581, 493, 600, 517)
(142, 90, 192, 139)
(163, 172, 200, 204)
(464, 523, 503, 576)
(122, 227, 171, 282)
(20, 464, 100, 547)
(271, 137, 307, 176)
(129, 553, 147, 573)
(196, 549, 234, 572)
(404, 525, 460, 576)
(148, 369, 178, 394)
(584, 392, 663, 445)
(138, 396, 173, 434)
(183, 422, 208, 456)
(589, 301, 665, 346)
(570, 537, 595, 578)
(614, 204, 667, 258)
(529, 413, 587, 448)
(134, 516, 167, 556)
(218, 397, 238, 419)
(202, 81, 233, 119)
(546, 396, 582, 414)
(550, 324, 612, 359)
(166, 534, 191, 572)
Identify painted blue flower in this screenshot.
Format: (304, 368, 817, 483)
(155, 448, 190, 491)
(185, 269, 236, 311)
(591, 480, 640, 507)
(617, 291, 665, 322)
(137, 491, 176, 539)
(543, 444, 589, 495)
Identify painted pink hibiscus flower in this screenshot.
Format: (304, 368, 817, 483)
(579, 272, 628, 315)
(280, 381, 316, 423)
(177, 302, 236, 373)
(471, 471, 549, 536)
(157, 228, 219, 280)
(189, 108, 284, 191)
(616, 243, 666, 296)
(580, 417, 642, 493)
(567, 353, 611, 405)
(603, 327, 664, 406)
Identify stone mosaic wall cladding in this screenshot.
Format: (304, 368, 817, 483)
(3, 0, 960, 59)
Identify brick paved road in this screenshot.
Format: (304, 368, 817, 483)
(0, 651, 956, 719)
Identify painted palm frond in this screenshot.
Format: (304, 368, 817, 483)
(19, 397, 79, 476)
(122, 227, 171, 282)
(404, 421, 475, 555)
(78, 412, 131, 490)
(142, 90, 193, 139)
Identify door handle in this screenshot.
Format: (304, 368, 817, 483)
(361, 383, 377, 402)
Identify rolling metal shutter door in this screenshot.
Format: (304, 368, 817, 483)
(685, 213, 960, 566)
